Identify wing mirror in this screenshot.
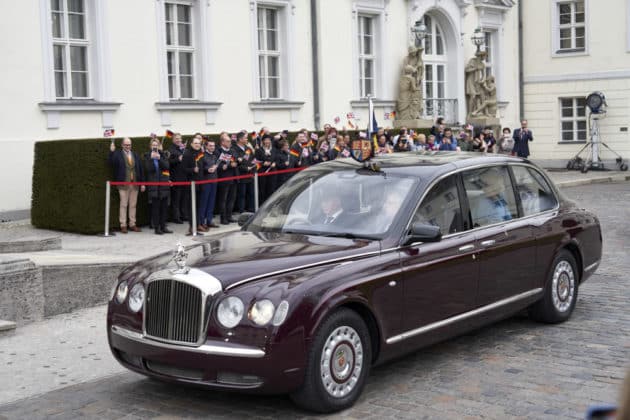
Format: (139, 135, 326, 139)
(237, 212, 254, 227)
(404, 222, 442, 245)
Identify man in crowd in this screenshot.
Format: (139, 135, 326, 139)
(289, 132, 314, 168)
(275, 139, 292, 186)
(216, 132, 239, 224)
(143, 138, 172, 235)
(234, 131, 256, 213)
(168, 132, 187, 223)
(199, 138, 219, 229)
(255, 134, 277, 203)
(438, 127, 458, 151)
(109, 137, 145, 233)
(183, 134, 207, 235)
(513, 119, 533, 158)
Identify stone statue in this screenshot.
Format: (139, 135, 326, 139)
(465, 51, 486, 119)
(396, 64, 422, 120)
(403, 45, 424, 90)
(472, 75, 497, 118)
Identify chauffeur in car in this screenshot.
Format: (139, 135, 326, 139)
(108, 151, 602, 413)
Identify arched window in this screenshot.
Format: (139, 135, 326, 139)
(422, 15, 447, 118)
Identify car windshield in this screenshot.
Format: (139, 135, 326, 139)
(245, 167, 418, 239)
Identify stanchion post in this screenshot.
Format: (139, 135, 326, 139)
(104, 181, 111, 236)
(254, 173, 259, 211)
(191, 181, 197, 236)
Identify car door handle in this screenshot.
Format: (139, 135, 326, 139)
(480, 240, 496, 247)
(458, 244, 475, 252)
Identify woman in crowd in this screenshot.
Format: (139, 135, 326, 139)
(255, 135, 277, 203)
(472, 132, 488, 152)
(375, 134, 393, 155)
(498, 127, 514, 155)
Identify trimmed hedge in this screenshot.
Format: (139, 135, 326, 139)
(31, 128, 432, 234)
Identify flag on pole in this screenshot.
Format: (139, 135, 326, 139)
(367, 96, 378, 151)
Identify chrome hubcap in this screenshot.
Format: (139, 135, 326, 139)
(552, 260, 575, 312)
(320, 326, 363, 398)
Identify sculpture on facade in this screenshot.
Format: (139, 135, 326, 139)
(471, 75, 497, 118)
(396, 64, 422, 120)
(403, 45, 424, 91)
(465, 51, 486, 118)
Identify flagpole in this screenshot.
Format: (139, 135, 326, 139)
(367, 95, 374, 138)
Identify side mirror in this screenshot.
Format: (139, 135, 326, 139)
(404, 222, 442, 245)
(237, 212, 254, 227)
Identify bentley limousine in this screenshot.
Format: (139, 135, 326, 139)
(107, 152, 602, 413)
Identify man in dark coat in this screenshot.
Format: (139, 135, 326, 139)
(182, 134, 207, 235)
(233, 131, 256, 213)
(216, 132, 239, 224)
(255, 135, 278, 204)
(143, 139, 172, 235)
(108, 137, 145, 233)
(512, 119, 534, 158)
(275, 139, 292, 187)
(168, 133, 187, 223)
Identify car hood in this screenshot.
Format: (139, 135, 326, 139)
(131, 230, 380, 289)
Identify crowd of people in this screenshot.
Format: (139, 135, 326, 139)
(108, 119, 533, 236)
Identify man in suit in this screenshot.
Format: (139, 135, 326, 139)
(168, 133, 187, 223)
(109, 137, 145, 233)
(216, 132, 239, 224)
(317, 194, 352, 226)
(512, 119, 533, 158)
(143, 139, 172, 235)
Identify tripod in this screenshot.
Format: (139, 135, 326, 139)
(566, 111, 628, 173)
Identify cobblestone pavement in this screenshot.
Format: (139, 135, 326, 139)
(1, 182, 629, 419)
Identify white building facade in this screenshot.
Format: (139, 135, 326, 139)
(0, 0, 520, 215)
(521, 0, 630, 163)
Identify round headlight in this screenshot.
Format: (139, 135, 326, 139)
(248, 299, 275, 326)
(115, 281, 128, 304)
(217, 296, 244, 329)
(128, 283, 145, 313)
(272, 300, 290, 326)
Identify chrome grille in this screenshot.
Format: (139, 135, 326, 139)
(145, 279, 203, 344)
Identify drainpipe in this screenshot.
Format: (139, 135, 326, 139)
(518, 0, 524, 121)
(310, 0, 321, 130)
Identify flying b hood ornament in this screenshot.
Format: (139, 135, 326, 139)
(171, 242, 190, 274)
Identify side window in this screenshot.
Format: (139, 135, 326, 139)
(511, 166, 559, 216)
(463, 166, 518, 227)
(413, 176, 463, 234)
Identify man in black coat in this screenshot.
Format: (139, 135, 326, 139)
(143, 139, 172, 235)
(108, 137, 145, 233)
(233, 131, 256, 213)
(216, 132, 239, 224)
(168, 133, 187, 223)
(275, 139, 293, 187)
(182, 134, 207, 235)
(255, 135, 278, 204)
(513, 119, 534, 158)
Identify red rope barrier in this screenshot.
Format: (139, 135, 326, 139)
(109, 166, 305, 187)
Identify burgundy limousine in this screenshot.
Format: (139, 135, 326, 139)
(107, 152, 602, 413)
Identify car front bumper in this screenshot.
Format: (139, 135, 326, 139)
(108, 324, 306, 394)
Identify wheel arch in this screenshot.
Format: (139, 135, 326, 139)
(561, 241, 583, 283)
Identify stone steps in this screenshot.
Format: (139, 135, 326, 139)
(0, 236, 62, 254)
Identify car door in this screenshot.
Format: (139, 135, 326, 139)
(400, 174, 479, 332)
(462, 166, 536, 307)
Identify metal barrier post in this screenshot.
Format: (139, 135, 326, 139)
(101, 181, 114, 237)
(190, 181, 198, 236)
(254, 173, 259, 211)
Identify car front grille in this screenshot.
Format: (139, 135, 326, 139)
(145, 279, 203, 345)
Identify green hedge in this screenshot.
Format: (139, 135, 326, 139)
(31, 128, 432, 234)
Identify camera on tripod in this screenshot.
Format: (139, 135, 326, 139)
(566, 91, 628, 173)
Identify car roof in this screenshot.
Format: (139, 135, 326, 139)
(319, 152, 531, 180)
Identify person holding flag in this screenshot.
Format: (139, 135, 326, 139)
(143, 138, 172, 235)
(289, 132, 313, 168)
(255, 135, 277, 203)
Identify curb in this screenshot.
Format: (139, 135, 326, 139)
(555, 174, 630, 189)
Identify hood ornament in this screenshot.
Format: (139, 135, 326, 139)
(171, 242, 190, 274)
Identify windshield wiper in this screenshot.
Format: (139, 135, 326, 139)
(320, 232, 380, 240)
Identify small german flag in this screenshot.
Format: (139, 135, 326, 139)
(195, 152, 204, 162)
(245, 148, 252, 155)
(289, 149, 300, 158)
(391, 111, 396, 119)
(253, 158, 262, 171)
(165, 130, 174, 138)
(333, 145, 340, 152)
(161, 170, 170, 177)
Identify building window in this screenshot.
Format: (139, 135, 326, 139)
(556, 1, 586, 53)
(164, 2, 195, 99)
(257, 6, 281, 100)
(358, 15, 376, 98)
(423, 15, 447, 118)
(560, 97, 587, 141)
(51, 0, 89, 99)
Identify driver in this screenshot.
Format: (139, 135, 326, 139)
(319, 195, 346, 225)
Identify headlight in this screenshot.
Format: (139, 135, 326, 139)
(217, 296, 244, 328)
(115, 281, 128, 304)
(272, 300, 290, 326)
(128, 283, 145, 313)
(110, 280, 119, 301)
(248, 299, 275, 326)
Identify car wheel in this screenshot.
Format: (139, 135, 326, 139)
(290, 308, 371, 413)
(530, 250, 579, 323)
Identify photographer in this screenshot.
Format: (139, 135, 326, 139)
(143, 139, 172, 235)
(394, 132, 412, 152)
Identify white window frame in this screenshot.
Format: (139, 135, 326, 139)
(164, 1, 196, 100)
(249, 0, 295, 102)
(483, 31, 495, 78)
(351, 1, 386, 100)
(358, 14, 377, 99)
(257, 5, 282, 100)
(559, 97, 587, 142)
(551, 0, 588, 57)
(422, 14, 448, 119)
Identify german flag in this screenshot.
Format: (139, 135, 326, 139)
(289, 148, 300, 158)
(333, 145, 340, 152)
(253, 158, 262, 171)
(390, 111, 396, 119)
(161, 170, 170, 177)
(195, 152, 204, 162)
(245, 148, 252, 155)
(165, 130, 174, 138)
